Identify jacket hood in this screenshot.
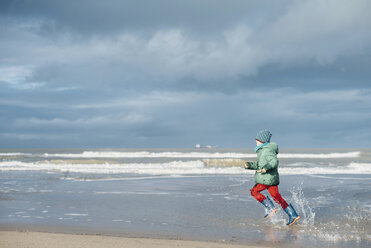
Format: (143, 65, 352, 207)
(262, 142, 279, 154)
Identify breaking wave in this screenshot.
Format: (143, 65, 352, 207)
(0, 160, 241, 175)
(42, 151, 255, 158)
(0, 152, 32, 156)
(279, 151, 360, 158)
(1, 151, 358, 159)
(0, 160, 370, 176)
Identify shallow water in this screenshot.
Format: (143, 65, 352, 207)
(0, 148, 370, 247)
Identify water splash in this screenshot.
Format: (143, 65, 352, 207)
(289, 182, 315, 226)
(267, 208, 286, 226)
(266, 182, 315, 227)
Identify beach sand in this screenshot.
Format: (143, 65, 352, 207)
(0, 231, 269, 248)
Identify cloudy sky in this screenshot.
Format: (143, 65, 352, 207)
(1, 0, 371, 148)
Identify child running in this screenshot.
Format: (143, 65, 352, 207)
(244, 129, 300, 226)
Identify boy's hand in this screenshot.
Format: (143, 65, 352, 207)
(256, 168, 266, 173)
(244, 162, 249, 169)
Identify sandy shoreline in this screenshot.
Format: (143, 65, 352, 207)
(0, 231, 272, 248)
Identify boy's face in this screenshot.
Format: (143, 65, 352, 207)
(256, 140, 263, 146)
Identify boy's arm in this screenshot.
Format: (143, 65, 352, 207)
(261, 152, 278, 172)
(244, 161, 258, 170)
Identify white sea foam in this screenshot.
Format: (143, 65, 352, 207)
(0, 160, 370, 176)
(0, 152, 31, 156)
(43, 151, 256, 158)
(0, 160, 244, 175)
(64, 213, 88, 216)
(94, 191, 171, 195)
(279, 162, 371, 175)
(290, 182, 315, 226)
(39, 151, 360, 159)
(308, 174, 370, 180)
(279, 151, 360, 158)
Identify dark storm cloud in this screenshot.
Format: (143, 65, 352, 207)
(1, 0, 371, 91)
(0, 0, 287, 35)
(1, 0, 371, 148)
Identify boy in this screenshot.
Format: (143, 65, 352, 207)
(244, 130, 300, 226)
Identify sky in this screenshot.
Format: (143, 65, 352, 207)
(1, 0, 371, 148)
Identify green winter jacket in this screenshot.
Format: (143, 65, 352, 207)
(245, 142, 280, 186)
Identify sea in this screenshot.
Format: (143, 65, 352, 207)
(0, 148, 370, 247)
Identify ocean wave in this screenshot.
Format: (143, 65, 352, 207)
(0, 160, 242, 175)
(0, 160, 370, 175)
(0, 152, 31, 156)
(280, 162, 371, 175)
(43, 151, 255, 158)
(279, 151, 361, 158)
(38, 151, 361, 159)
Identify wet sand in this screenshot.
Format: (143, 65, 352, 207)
(0, 231, 270, 248)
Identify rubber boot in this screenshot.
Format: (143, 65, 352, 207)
(261, 196, 277, 219)
(284, 204, 300, 226)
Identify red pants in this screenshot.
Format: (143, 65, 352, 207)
(250, 183, 289, 209)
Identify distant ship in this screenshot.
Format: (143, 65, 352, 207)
(194, 144, 218, 149)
